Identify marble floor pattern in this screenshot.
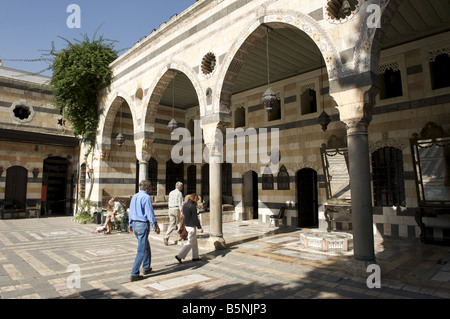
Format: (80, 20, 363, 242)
(0, 216, 449, 299)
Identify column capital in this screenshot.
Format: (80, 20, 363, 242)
(329, 85, 379, 133)
(342, 117, 371, 135)
(135, 137, 154, 162)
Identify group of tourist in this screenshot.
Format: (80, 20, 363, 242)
(118, 180, 204, 282)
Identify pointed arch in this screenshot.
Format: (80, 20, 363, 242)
(215, 10, 341, 115)
(141, 61, 204, 136)
(97, 90, 135, 152)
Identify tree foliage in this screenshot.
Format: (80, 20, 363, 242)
(50, 32, 119, 143)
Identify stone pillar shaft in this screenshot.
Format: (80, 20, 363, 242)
(206, 146, 227, 250)
(346, 120, 375, 262)
(139, 161, 148, 184)
(202, 122, 227, 251)
(209, 154, 222, 238)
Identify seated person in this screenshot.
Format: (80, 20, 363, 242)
(103, 197, 125, 234)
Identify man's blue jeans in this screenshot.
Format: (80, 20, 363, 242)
(131, 221, 151, 276)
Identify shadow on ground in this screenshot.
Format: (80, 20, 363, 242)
(57, 225, 450, 300)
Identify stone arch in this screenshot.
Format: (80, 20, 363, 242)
(215, 9, 341, 114)
(141, 61, 204, 135)
(97, 90, 135, 154)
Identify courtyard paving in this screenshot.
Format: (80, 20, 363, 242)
(0, 216, 449, 303)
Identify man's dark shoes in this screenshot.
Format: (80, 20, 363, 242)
(192, 258, 201, 262)
(175, 255, 182, 264)
(130, 275, 144, 282)
(143, 268, 152, 275)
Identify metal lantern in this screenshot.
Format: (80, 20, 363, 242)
(262, 88, 277, 115)
(116, 103, 125, 147)
(168, 75, 178, 134)
(167, 118, 178, 133)
(261, 26, 278, 115)
(318, 110, 331, 132)
(116, 133, 125, 147)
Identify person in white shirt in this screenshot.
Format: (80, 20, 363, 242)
(164, 182, 183, 245)
(103, 197, 125, 234)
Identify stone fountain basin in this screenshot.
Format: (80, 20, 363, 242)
(299, 231, 353, 252)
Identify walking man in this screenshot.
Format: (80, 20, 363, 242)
(128, 180, 160, 282)
(164, 181, 183, 246)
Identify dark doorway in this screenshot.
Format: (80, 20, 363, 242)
(43, 157, 69, 216)
(5, 166, 28, 210)
(166, 159, 184, 195)
(296, 168, 318, 228)
(187, 165, 197, 194)
(243, 171, 258, 219)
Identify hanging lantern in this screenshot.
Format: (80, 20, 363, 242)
(262, 88, 277, 115)
(168, 74, 178, 133)
(318, 110, 331, 132)
(116, 103, 125, 147)
(261, 26, 277, 115)
(317, 56, 330, 132)
(168, 118, 178, 133)
(116, 133, 125, 147)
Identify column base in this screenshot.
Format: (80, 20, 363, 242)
(205, 235, 227, 251)
(350, 258, 377, 282)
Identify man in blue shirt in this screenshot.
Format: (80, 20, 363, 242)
(128, 180, 160, 282)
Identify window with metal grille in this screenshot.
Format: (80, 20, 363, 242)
(379, 68, 403, 99)
(430, 52, 450, 90)
(277, 165, 290, 190)
(80, 163, 86, 198)
(300, 88, 317, 115)
(268, 97, 281, 122)
(371, 147, 406, 207)
(262, 166, 274, 190)
(234, 106, 245, 128)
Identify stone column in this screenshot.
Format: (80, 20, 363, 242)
(208, 145, 226, 249)
(345, 117, 375, 263)
(138, 161, 148, 183)
(330, 86, 378, 277)
(202, 122, 227, 251)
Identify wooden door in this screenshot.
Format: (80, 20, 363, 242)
(5, 166, 28, 209)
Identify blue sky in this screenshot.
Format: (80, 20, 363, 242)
(0, 0, 195, 75)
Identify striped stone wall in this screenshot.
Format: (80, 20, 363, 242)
(0, 70, 79, 216)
